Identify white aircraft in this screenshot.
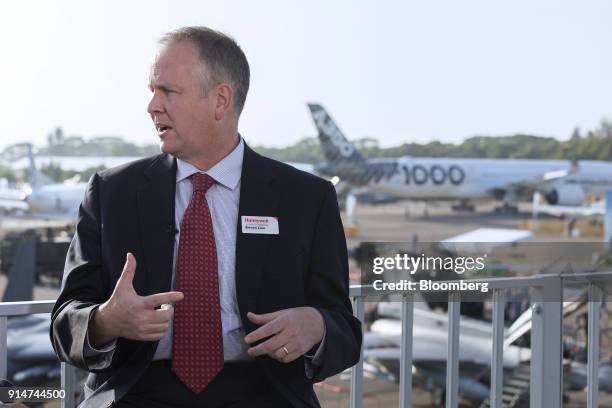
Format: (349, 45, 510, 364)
(0, 144, 87, 218)
(0, 184, 28, 213)
(308, 103, 612, 211)
(24, 181, 86, 216)
(23, 145, 87, 217)
(363, 300, 531, 403)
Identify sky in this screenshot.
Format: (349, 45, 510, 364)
(1, 0, 611, 150)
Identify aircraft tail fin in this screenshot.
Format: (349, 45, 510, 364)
(308, 103, 374, 184)
(25, 144, 53, 190)
(307, 103, 366, 164)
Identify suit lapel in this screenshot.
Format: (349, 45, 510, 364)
(235, 144, 280, 331)
(136, 154, 177, 295)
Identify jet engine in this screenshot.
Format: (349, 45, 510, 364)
(544, 184, 585, 206)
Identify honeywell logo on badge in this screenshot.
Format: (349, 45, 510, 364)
(241, 216, 279, 235)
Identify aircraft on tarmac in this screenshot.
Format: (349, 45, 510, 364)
(364, 301, 530, 404)
(0, 188, 28, 213)
(307, 103, 612, 212)
(351, 232, 612, 406)
(363, 296, 612, 407)
(0, 144, 87, 218)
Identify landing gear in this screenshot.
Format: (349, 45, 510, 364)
(494, 203, 519, 214)
(451, 200, 476, 212)
(494, 191, 519, 214)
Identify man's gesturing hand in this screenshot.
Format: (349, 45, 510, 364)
(245, 307, 325, 363)
(89, 253, 184, 346)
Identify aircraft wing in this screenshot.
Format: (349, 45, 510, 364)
(367, 322, 530, 367)
(363, 347, 402, 360)
(0, 212, 76, 222)
(502, 164, 577, 193)
(0, 198, 29, 212)
(490, 162, 582, 204)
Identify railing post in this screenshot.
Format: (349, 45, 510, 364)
(0, 316, 6, 380)
(490, 289, 506, 408)
(61, 362, 77, 408)
(530, 276, 563, 408)
(587, 283, 602, 408)
(350, 296, 364, 408)
(399, 293, 414, 408)
(446, 292, 460, 408)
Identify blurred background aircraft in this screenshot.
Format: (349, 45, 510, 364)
(308, 103, 612, 215)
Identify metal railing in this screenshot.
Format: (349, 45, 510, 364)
(0, 300, 77, 408)
(0, 271, 609, 408)
(348, 271, 612, 408)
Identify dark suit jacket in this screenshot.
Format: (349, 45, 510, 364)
(50, 143, 362, 408)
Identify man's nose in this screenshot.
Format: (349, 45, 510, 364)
(147, 91, 164, 115)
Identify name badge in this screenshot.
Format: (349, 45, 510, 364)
(241, 216, 279, 234)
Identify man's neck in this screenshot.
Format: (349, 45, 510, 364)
(183, 133, 240, 171)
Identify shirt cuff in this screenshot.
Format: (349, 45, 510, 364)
(304, 330, 326, 363)
(83, 306, 117, 358)
(304, 326, 326, 379)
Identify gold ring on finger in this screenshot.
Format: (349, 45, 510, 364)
(282, 346, 289, 356)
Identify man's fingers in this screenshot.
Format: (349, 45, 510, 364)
(280, 349, 301, 363)
(143, 291, 184, 308)
(159, 303, 175, 319)
(247, 330, 288, 357)
(140, 331, 167, 341)
(144, 322, 170, 334)
(244, 318, 284, 344)
(129, 321, 170, 341)
(116, 252, 137, 289)
(131, 320, 171, 341)
(246, 311, 283, 325)
(147, 305, 174, 324)
(270, 343, 300, 363)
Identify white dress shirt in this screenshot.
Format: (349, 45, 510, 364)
(154, 138, 246, 361)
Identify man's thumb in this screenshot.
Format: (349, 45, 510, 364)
(117, 252, 137, 289)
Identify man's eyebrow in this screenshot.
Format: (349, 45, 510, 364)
(148, 82, 181, 93)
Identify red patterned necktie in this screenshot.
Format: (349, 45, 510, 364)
(172, 172, 223, 393)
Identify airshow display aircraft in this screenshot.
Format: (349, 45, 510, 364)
(308, 103, 612, 211)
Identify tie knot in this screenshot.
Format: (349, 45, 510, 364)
(190, 173, 215, 193)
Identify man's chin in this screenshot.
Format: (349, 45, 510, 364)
(159, 141, 179, 156)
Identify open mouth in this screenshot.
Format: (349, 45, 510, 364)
(156, 123, 173, 134)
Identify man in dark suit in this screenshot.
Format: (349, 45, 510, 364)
(50, 26, 361, 408)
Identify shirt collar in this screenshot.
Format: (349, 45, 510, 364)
(176, 137, 244, 191)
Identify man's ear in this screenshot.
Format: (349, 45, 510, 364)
(214, 83, 234, 120)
